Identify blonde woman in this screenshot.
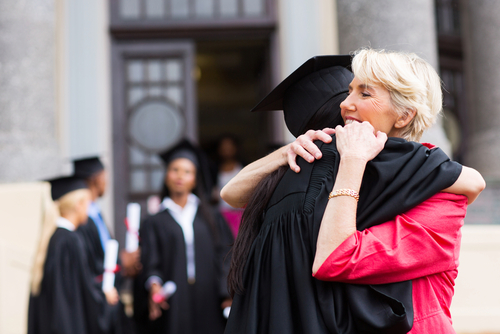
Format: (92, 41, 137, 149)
(223, 49, 484, 333)
(28, 177, 118, 334)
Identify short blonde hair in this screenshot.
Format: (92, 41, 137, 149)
(351, 48, 442, 141)
(56, 188, 90, 217)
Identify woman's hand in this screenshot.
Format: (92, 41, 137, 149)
(104, 287, 120, 306)
(221, 298, 232, 309)
(335, 122, 387, 162)
(120, 248, 142, 278)
(149, 283, 169, 320)
(287, 128, 336, 173)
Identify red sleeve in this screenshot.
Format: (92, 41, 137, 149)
(313, 193, 467, 284)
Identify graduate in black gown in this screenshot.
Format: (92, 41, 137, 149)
(74, 157, 142, 334)
(222, 56, 467, 333)
(28, 176, 118, 334)
(133, 140, 234, 334)
(74, 157, 142, 282)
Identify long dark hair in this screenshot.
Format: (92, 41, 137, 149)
(227, 92, 348, 297)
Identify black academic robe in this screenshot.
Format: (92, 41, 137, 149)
(77, 216, 132, 334)
(28, 228, 112, 334)
(225, 137, 462, 334)
(133, 206, 234, 334)
(77, 217, 105, 280)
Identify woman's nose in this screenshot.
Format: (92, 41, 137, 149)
(340, 94, 354, 111)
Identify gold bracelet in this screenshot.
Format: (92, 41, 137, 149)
(328, 189, 359, 201)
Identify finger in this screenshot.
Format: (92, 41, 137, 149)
(292, 142, 317, 162)
(298, 135, 324, 159)
(313, 130, 333, 143)
(287, 150, 301, 173)
(376, 131, 388, 144)
(321, 127, 336, 135)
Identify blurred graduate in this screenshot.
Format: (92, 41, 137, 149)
(73, 157, 141, 333)
(28, 176, 118, 334)
(133, 140, 234, 334)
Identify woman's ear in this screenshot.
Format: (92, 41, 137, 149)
(394, 108, 417, 129)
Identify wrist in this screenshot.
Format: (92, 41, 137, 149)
(279, 144, 291, 166)
(334, 157, 367, 192)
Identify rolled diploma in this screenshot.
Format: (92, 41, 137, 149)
(125, 203, 141, 252)
(102, 239, 119, 292)
(152, 281, 177, 303)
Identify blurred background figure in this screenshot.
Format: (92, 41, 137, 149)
(133, 140, 233, 334)
(215, 135, 245, 237)
(74, 156, 141, 333)
(28, 176, 118, 334)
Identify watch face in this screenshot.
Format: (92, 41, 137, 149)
(128, 99, 185, 153)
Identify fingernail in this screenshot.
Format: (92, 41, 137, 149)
(315, 153, 321, 159)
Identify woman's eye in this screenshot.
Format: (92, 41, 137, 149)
(361, 92, 371, 97)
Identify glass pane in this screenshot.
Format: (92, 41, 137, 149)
(148, 60, 162, 82)
(244, 0, 264, 16)
(120, 0, 141, 18)
(166, 86, 183, 106)
(145, 0, 165, 18)
(220, 0, 238, 17)
(129, 146, 147, 164)
(195, 0, 215, 17)
(127, 60, 143, 83)
(128, 87, 144, 106)
(127, 60, 144, 82)
(171, 0, 189, 18)
(131, 170, 147, 192)
(151, 169, 165, 191)
(149, 86, 163, 96)
(151, 154, 163, 166)
(165, 60, 183, 82)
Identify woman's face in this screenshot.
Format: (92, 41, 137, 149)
(77, 191, 91, 224)
(165, 158, 197, 196)
(218, 138, 237, 160)
(340, 76, 401, 136)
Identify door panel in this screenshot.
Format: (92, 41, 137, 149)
(111, 41, 196, 246)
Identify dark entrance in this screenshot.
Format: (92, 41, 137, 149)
(109, 0, 278, 245)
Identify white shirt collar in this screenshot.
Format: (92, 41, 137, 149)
(160, 193, 199, 282)
(56, 216, 76, 231)
(160, 193, 200, 213)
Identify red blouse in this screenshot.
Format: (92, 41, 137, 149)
(313, 192, 467, 333)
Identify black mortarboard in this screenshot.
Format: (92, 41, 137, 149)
(159, 140, 214, 196)
(251, 55, 354, 137)
(73, 157, 105, 179)
(48, 176, 88, 201)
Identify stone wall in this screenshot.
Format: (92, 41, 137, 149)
(0, 0, 64, 183)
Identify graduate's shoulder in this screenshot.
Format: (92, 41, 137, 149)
(49, 228, 84, 253)
(75, 217, 99, 237)
(141, 209, 176, 229)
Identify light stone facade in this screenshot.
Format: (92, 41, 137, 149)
(0, 0, 66, 182)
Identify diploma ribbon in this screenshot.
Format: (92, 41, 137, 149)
(124, 217, 139, 238)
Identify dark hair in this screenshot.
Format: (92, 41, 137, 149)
(227, 93, 347, 297)
(161, 160, 218, 239)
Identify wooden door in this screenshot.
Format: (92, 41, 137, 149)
(111, 41, 196, 245)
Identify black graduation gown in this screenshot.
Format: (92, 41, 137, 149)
(133, 206, 234, 334)
(225, 137, 462, 334)
(77, 216, 132, 334)
(28, 228, 112, 334)
(77, 217, 105, 280)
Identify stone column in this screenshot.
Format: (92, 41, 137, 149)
(460, 0, 500, 179)
(0, 0, 64, 182)
(336, 0, 451, 154)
